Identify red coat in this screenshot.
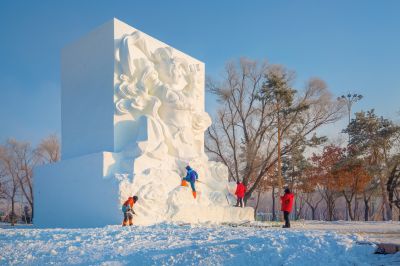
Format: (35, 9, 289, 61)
(123, 197, 134, 209)
(280, 193, 294, 212)
(235, 183, 246, 198)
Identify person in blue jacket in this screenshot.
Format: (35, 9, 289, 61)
(183, 165, 199, 198)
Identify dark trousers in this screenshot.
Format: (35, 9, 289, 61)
(283, 211, 290, 228)
(236, 197, 244, 207)
(123, 211, 133, 226)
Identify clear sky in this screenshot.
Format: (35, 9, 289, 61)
(0, 0, 399, 145)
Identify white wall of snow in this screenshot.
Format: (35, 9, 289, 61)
(61, 20, 115, 160)
(35, 152, 120, 228)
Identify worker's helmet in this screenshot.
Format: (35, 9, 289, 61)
(133, 196, 138, 202)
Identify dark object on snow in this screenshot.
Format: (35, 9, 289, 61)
(235, 198, 244, 208)
(133, 196, 138, 203)
(283, 211, 290, 228)
(375, 243, 400, 254)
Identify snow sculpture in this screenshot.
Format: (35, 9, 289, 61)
(115, 31, 211, 170)
(34, 18, 253, 227)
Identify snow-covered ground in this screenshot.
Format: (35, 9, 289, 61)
(1, 221, 399, 265)
(296, 220, 400, 245)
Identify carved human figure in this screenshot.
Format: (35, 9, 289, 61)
(116, 32, 211, 159)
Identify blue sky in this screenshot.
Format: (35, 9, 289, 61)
(0, 0, 399, 145)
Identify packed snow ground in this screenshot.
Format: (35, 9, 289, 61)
(296, 220, 400, 245)
(1, 221, 399, 265)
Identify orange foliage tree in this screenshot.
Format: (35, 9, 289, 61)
(334, 160, 372, 221)
(309, 145, 344, 221)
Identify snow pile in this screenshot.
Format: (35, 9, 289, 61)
(115, 158, 253, 225)
(1, 223, 399, 265)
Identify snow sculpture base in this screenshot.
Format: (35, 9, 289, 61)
(35, 151, 253, 227)
(35, 153, 120, 228)
(34, 18, 253, 228)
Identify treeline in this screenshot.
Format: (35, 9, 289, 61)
(0, 135, 60, 225)
(206, 58, 400, 221)
(287, 109, 400, 221)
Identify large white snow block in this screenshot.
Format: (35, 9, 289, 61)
(35, 18, 254, 228)
(35, 152, 120, 228)
(61, 20, 115, 160)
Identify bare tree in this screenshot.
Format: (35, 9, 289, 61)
(0, 145, 21, 225)
(0, 135, 60, 224)
(0, 154, 7, 200)
(253, 174, 270, 220)
(362, 181, 379, 221)
(0, 139, 38, 222)
(387, 155, 400, 220)
(293, 191, 306, 220)
(304, 192, 323, 220)
(206, 58, 345, 209)
(36, 134, 60, 164)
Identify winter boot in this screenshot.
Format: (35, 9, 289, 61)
(122, 219, 128, 226)
(129, 218, 133, 226)
(192, 191, 197, 199)
(181, 180, 187, 186)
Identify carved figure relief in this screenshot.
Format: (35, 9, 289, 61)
(115, 32, 211, 160)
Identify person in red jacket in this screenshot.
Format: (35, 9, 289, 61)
(235, 181, 246, 208)
(122, 195, 138, 226)
(280, 188, 294, 228)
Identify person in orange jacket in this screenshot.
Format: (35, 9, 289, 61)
(234, 181, 246, 208)
(280, 188, 294, 228)
(122, 195, 138, 226)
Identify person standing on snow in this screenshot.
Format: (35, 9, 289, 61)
(183, 165, 199, 198)
(280, 188, 294, 228)
(122, 195, 138, 226)
(234, 181, 246, 208)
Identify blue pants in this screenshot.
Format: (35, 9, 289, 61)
(184, 178, 196, 192)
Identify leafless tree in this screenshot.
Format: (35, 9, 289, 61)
(304, 192, 323, 220)
(206, 58, 345, 207)
(0, 139, 38, 223)
(0, 135, 60, 224)
(387, 155, 400, 220)
(0, 145, 21, 225)
(253, 175, 269, 220)
(0, 155, 7, 200)
(35, 134, 60, 164)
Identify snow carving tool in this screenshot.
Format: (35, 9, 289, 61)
(225, 185, 231, 205)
